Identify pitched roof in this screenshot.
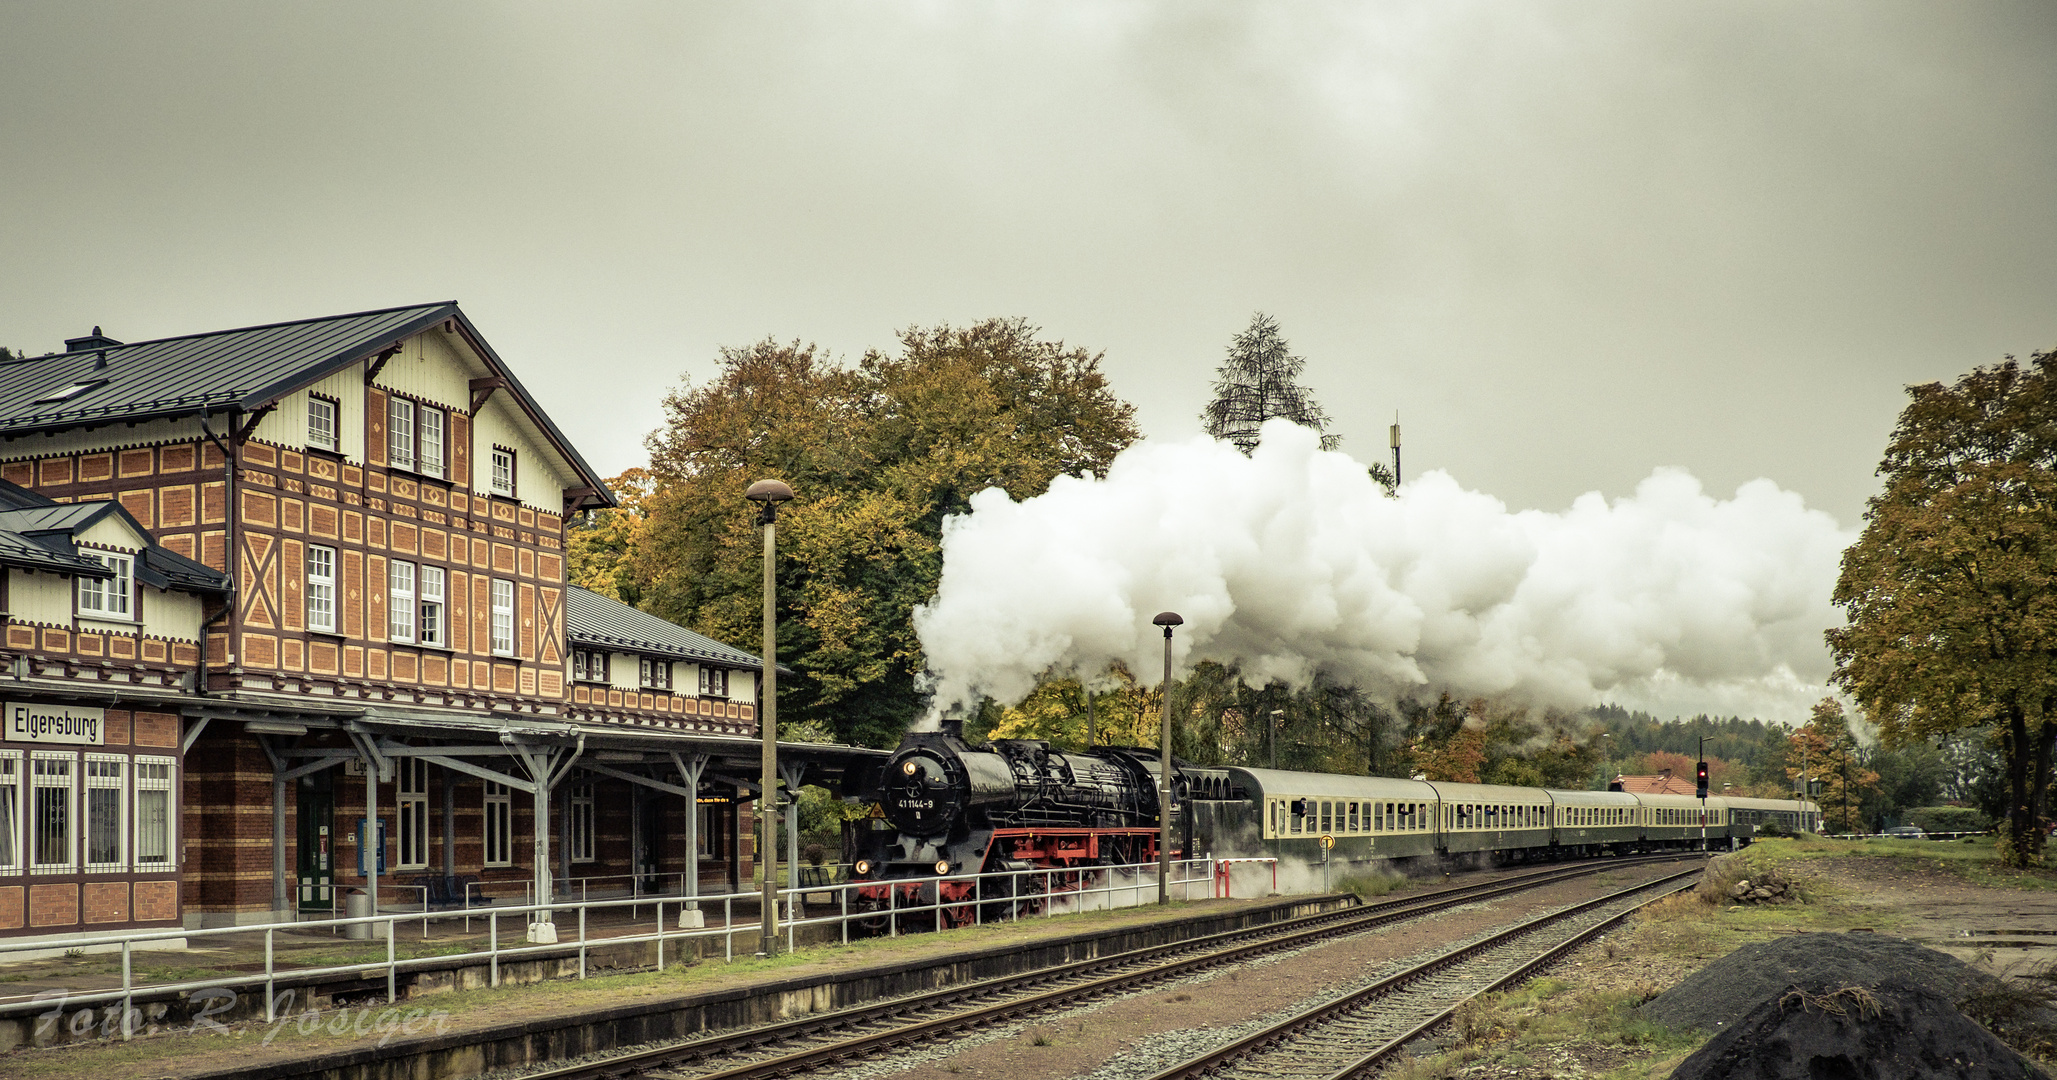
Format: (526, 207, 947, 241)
(0, 480, 228, 590)
(564, 585, 764, 670)
(0, 303, 614, 509)
(1613, 773, 1700, 796)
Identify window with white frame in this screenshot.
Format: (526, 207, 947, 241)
(482, 780, 512, 867)
(418, 407, 446, 478)
(77, 553, 133, 619)
(388, 397, 416, 470)
(0, 751, 19, 874)
(418, 566, 445, 647)
(640, 657, 671, 690)
(307, 395, 339, 452)
(307, 545, 337, 634)
(134, 758, 173, 868)
(697, 803, 718, 858)
(490, 579, 515, 656)
(572, 649, 608, 683)
(389, 560, 416, 643)
(84, 754, 125, 873)
(698, 666, 728, 698)
(30, 752, 73, 872)
(397, 759, 429, 870)
(490, 447, 516, 498)
(569, 781, 595, 863)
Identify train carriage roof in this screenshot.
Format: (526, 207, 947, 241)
(1718, 796, 1822, 813)
(1545, 789, 1642, 807)
(1635, 792, 1720, 809)
(1422, 781, 1556, 804)
(1226, 767, 1439, 802)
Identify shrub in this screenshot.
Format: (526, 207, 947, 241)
(1907, 806, 1992, 834)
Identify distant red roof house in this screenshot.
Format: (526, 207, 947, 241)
(1610, 771, 1700, 796)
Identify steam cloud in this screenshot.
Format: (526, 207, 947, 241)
(914, 421, 1855, 724)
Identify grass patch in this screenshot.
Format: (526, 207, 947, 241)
(1338, 871, 1410, 900)
(1732, 835, 2057, 892)
(1383, 980, 1704, 1080)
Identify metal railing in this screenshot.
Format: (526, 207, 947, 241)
(0, 856, 1215, 1039)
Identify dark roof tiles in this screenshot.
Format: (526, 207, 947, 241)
(564, 585, 763, 670)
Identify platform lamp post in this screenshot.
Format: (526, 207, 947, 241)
(746, 478, 794, 956)
(1153, 611, 1183, 904)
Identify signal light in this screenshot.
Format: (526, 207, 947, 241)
(934, 859, 951, 875)
(853, 859, 872, 876)
(1696, 760, 1710, 799)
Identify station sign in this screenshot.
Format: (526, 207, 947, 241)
(4, 702, 106, 745)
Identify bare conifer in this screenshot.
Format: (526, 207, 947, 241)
(1201, 313, 1339, 454)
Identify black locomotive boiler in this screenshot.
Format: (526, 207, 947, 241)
(848, 723, 1235, 927)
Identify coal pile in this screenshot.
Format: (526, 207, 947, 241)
(1644, 932, 2051, 1080)
(1668, 981, 2050, 1080)
(1642, 932, 1993, 1035)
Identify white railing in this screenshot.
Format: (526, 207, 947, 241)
(0, 857, 1215, 1039)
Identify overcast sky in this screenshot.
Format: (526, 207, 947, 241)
(4, 2, 2052, 531)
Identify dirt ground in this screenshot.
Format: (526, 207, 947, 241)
(1384, 848, 2057, 1080)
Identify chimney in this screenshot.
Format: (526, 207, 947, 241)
(65, 326, 122, 353)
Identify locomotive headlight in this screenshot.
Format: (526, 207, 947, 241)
(854, 859, 872, 876)
(902, 760, 919, 776)
(934, 859, 951, 875)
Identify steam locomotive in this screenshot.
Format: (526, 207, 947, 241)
(847, 722, 1820, 927)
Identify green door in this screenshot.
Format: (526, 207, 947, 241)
(297, 770, 335, 912)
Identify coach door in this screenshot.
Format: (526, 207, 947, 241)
(298, 769, 336, 912)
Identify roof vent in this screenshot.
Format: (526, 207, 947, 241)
(65, 326, 123, 353)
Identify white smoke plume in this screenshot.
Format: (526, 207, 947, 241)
(914, 420, 1855, 724)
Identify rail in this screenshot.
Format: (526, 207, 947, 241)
(0, 856, 1215, 1039)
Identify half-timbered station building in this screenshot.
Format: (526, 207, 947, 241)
(0, 478, 230, 940)
(0, 304, 881, 946)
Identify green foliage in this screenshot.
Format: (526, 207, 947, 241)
(1907, 805, 1992, 833)
(1829, 350, 2057, 866)
(632, 321, 1138, 747)
(793, 784, 864, 853)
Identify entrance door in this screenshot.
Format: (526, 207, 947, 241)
(635, 794, 666, 893)
(297, 769, 335, 912)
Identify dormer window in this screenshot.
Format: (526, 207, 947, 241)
(307, 395, 339, 452)
(77, 553, 133, 619)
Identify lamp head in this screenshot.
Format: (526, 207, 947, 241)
(745, 479, 794, 504)
(1152, 611, 1183, 638)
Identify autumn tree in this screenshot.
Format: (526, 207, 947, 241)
(1784, 698, 1880, 833)
(1829, 351, 2057, 864)
(567, 467, 654, 604)
(634, 320, 1139, 748)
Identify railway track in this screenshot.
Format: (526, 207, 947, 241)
(1139, 866, 1704, 1080)
(515, 854, 1701, 1080)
